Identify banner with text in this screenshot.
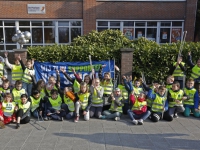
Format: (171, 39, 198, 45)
(34, 60, 115, 89)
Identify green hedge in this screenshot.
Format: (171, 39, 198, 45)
(27, 29, 200, 82)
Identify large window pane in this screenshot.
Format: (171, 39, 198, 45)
(97, 28, 108, 32)
(0, 28, 3, 43)
(4, 21, 15, 26)
(32, 21, 42, 26)
(147, 28, 157, 41)
(135, 28, 145, 38)
(71, 28, 81, 42)
(135, 22, 145, 26)
(98, 21, 108, 26)
(124, 21, 134, 27)
(32, 28, 43, 43)
(6, 45, 17, 50)
(5, 28, 16, 43)
(172, 21, 182, 26)
(160, 28, 170, 43)
(161, 22, 171, 26)
(58, 21, 69, 26)
(0, 21, 2, 26)
(58, 27, 69, 43)
(19, 21, 30, 26)
(70, 21, 81, 26)
(147, 22, 157, 27)
(110, 21, 120, 26)
(0, 45, 4, 50)
(44, 28, 55, 43)
(44, 21, 55, 26)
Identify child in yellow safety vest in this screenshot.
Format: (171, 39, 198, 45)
(0, 93, 16, 128)
(165, 81, 188, 121)
(0, 56, 7, 85)
(61, 86, 75, 120)
(29, 90, 45, 118)
(45, 89, 65, 121)
(166, 75, 174, 90)
(127, 92, 150, 125)
(74, 82, 92, 122)
(15, 94, 31, 129)
(99, 88, 124, 121)
(90, 78, 104, 118)
(0, 79, 11, 101)
(12, 80, 27, 104)
(183, 79, 200, 117)
(147, 86, 169, 122)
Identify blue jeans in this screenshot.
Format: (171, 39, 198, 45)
(22, 82, 33, 97)
(127, 109, 151, 121)
(102, 110, 121, 119)
(61, 104, 74, 119)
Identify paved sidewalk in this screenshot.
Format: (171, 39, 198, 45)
(0, 115, 200, 150)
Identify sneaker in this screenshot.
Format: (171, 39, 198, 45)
(174, 113, 179, 118)
(99, 115, 106, 119)
(132, 120, 138, 125)
(58, 117, 63, 121)
(43, 117, 49, 121)
(16, 123, 20, 129)
(0, 121, 5, 129)
(138, 119, 144, 125)
(114, 117, 120, 121)
(74, 116, 79, 123)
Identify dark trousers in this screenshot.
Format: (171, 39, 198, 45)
(16, 109, 30, 124)
(90, 106, 103, 118)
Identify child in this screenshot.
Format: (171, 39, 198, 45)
(15, 94, 31, 129)
(17, 54, 35, 97)
(61, 87, 75, 120)
(127, 92, 150, 125)
(4, 52, 23, 86)
(183, 79, 200, 117)
(99, 88, 124, 121)
(74, 82, 92, 122)
(0, 56, 7, 85)
(166, 81, 187, 121)
(33, 79, 46, 98)
(0, 79, 11, 101)
(147, 86, 169, 122)
(132, 78, 143, 97)
(166, 75, 174, 90)
(12, 80, 26, 104)
(45, 89, 65, 121)
(0, 93, 16, 128)
(90, 78, 104, 118)
(29, 90, 45, 118)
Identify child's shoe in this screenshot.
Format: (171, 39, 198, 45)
(132, 120, 138, 125)
(74, 116, 79, 122)
(43, 117, 49, 121)
(16, 123, 20, 129)
(114, 117, 120, 121)
(173, 113, 179, 118)
(99, 115, 106, 119)
(0, 121, 5, 128)
(138, 119, 144, 125)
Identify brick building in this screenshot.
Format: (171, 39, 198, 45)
(0, 0, 197, 51)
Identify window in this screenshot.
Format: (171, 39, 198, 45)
(0, 20, 83, 50)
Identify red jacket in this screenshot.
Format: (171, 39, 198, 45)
(130, 94, 147, 115)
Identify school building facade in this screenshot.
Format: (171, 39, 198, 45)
(0, 0, 197, 51)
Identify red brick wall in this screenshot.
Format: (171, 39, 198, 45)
(96, 2, 186, 20)
(184, 0, 198, 41)
(0, 1, 82, 19)
(83, 0, 96, 35)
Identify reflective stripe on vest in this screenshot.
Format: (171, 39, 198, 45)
(101, 80, 113, 95)
(0, 87, 10, 94)
(2, 101, 16, 117)
(12, 65, 23, 81)
(0, 63, 4, 77)
(12, 88, 26, 104)
(183, 88, 196, 106)
(30, 96, 41, 112)
(92, 86, 103, 105)
(191, 65, 200, 79)
(133, 86, 143, 96)
(168, 89, 184, 107)
(73, 80, 80, 93)
(22, 68, 33, 83)
(118, 84, 128, 100)
(18, 101, 31, 113)
(78, 93, 90, 110)
(63, 96, 75, 112)
(49, 96, 62, 110)
(109, 96, 123, 113)
(131, 99, 147, 111)
(172, 62, 185, 77)
(151, 94, 166, 112)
